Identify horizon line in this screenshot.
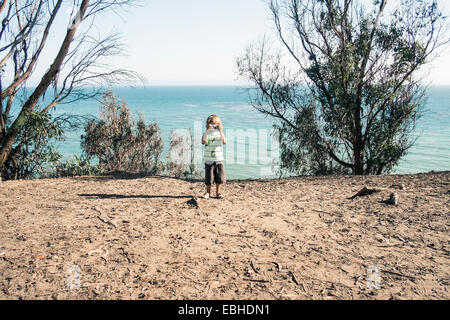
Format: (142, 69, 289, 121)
(20, 83, 450, 88)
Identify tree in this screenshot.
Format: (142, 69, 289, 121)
(237, 0, 448, 175)
(1, 110, 63, 179)
(0, 0, 139, 180)
(81, 91, 164, 174)
(1, 110, 90, 180)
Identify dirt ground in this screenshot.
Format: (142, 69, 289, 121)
(0, 171, 448, 300)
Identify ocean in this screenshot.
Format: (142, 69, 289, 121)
(50, 86, 450, 179)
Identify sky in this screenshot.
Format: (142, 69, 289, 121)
(23, 0, 450, 86)
(100, 0, 274, 85)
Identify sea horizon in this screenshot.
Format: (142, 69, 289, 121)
(34, 85, 450, 179)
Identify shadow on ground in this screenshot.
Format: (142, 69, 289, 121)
(73, 171, 203, 183)
(78, 193, 193, 199)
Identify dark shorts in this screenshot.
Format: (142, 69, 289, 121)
(205, 162, 226, 185)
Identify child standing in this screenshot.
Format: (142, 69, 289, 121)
(201, 115, 226, 199)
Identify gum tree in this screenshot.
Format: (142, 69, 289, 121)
(237, 0, 448, 175)
(0, 0, 139, 179)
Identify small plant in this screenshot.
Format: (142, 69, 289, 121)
(54, 155, 101, 177)
(166, 129, 202, 179)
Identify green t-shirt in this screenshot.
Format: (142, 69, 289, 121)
(204, 129, 224, 163)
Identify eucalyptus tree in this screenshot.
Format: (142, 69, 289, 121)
(0, 0, 140, 179)
(237, 0, 448, 175)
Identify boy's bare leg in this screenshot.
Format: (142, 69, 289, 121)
(201, 185, 211, 199)
(215, 184, 221, 197)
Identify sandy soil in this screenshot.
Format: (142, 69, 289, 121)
(0, 171, 448, 300)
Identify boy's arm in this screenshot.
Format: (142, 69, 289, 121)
(218, 123, 226, 144)
(201, 131, 208, 144)
(219, 130, 226, 144)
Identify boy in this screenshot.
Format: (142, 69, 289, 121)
(201, 115, 226, 199)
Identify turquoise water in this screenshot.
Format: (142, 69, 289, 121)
(396, 86, 450, 174)
(50, 86, 450, 178)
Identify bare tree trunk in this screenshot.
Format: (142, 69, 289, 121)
(353, 100, 364, 175)
(0, 0, 90, 169)
(353, 140, 364, 175)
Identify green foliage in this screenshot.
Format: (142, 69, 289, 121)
(275, 103, 352, 176)
(54, 155, 102, 177)
(81, 91, 164, 174)
(1, 110, 64, 180)
(237, 0, 446, 175)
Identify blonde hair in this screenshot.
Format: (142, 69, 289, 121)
(206, 114, 221, 126)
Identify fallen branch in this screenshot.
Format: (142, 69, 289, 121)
(243, 278, 270, 283)
(219, 232, 253, 238)
(312, 209, 342, 217)
(88, 248, 109, 262)
(119, 247, 133, 263)
(380, 269, 416, 281)
(97, 215, 117, 228)
(300, 282, 308, 294)
(348, 187, 383, 199)
(312, 209, 333, 215)
(35, 262, 62, 268)
(288, 271, 299, 286)
(81, 282, 109, 289)
(272, 261, 282, 272)
(1, 257, 14, 265)
(250, 260, 259, 274)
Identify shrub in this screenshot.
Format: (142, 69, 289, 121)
(81, 91, 164, 174)
(54, 155, 102, 177)
(166, 129, 202, 179)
